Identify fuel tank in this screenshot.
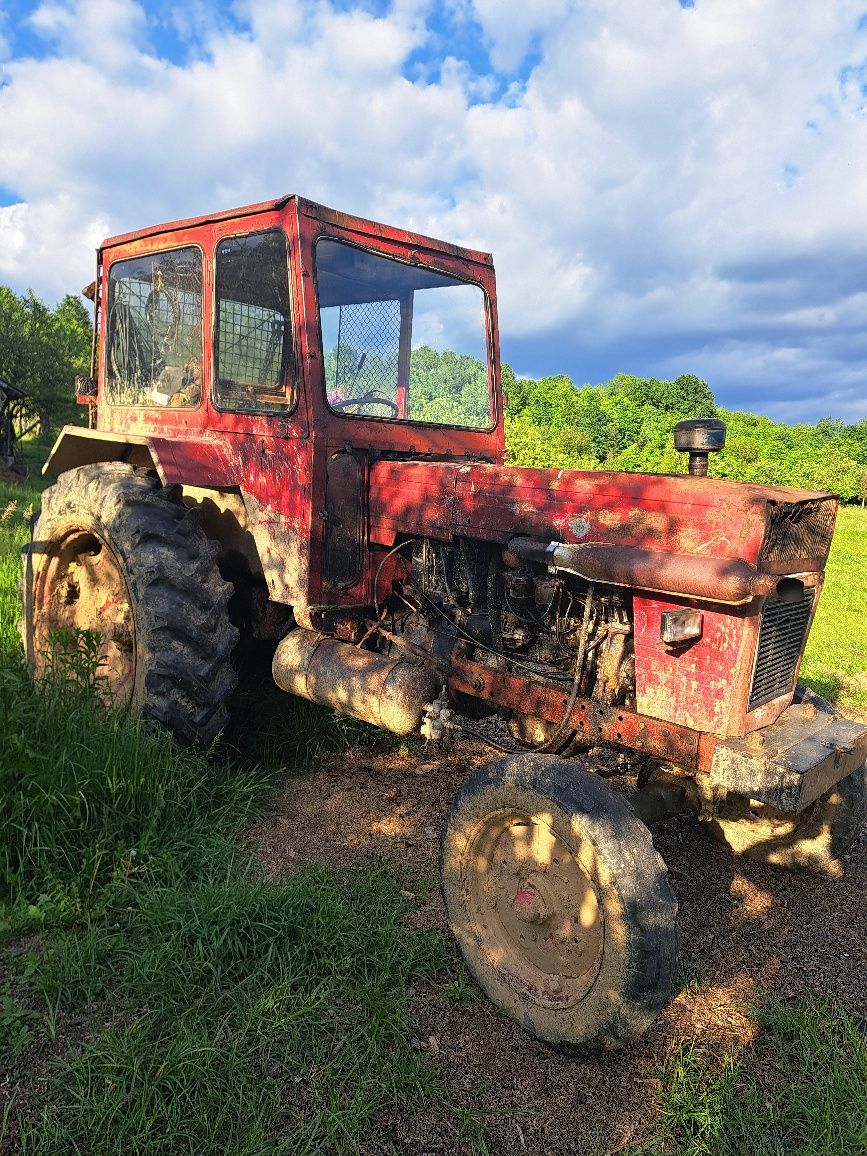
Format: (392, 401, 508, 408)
(273, 628, 441, 735)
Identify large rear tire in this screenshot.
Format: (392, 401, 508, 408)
(25, 463, 238, 744)
(441, 753, 678, 1053)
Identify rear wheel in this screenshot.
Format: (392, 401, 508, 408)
(706, 766, 867, 874)
(25, 463, 238, 744)
(441, 753, 678, 1053)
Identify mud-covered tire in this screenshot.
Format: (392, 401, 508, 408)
(24, 462, 238, 744)
(705, 764, 867, 875)
(441, 753, 679, 1053)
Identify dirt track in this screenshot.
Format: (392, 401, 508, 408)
(248, 735, 867, 1155)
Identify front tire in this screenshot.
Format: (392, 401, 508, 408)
(26, 463, 238, 744)
(441, 753, 678, 1053)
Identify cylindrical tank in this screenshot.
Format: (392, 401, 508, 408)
(272, 628, 441, 735)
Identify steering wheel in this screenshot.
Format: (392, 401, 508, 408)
(331, 393, 399, 417)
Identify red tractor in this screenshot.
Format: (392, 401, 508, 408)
(22, 195, 867, 1053)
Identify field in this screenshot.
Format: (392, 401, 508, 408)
(0, 457, 865, 1155)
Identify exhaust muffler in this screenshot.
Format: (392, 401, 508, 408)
(272, 628, 440, 735)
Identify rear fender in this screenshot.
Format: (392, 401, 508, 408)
(44, 426, 239, 488)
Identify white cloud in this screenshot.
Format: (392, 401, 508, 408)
(1, 0, 866, 419)
(461, 0, 572, 73)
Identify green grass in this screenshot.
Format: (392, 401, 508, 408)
(801, 505, 867, 717)
(0, 455, 472, 1153)
(638, 996, 867, 1156)
(5, 862, 450, 1154)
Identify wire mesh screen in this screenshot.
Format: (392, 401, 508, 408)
(326, 300, 400, 405)
(218, 302, 284, 387)
(214, 230, 294, 412)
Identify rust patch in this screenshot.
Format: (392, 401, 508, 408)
(596, 507, 668, 541)
(447, 650, 702, 769)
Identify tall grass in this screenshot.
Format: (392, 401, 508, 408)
(0, 660, 263, 929)
(801, 505, 867, 717)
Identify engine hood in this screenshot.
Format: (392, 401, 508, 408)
(367, 459, 836, 570)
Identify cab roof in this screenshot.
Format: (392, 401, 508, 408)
(101, 195, 494, 266)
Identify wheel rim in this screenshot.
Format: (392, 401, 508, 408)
(35, 528, 136, 706)
(462, 808, 604, 1009)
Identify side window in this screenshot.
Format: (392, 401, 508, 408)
(106, 247, 202, 407)
(214, 230, 295, 413)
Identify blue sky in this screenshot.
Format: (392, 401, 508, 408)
(1, 0, 866, 423)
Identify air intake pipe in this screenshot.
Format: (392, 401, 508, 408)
(273, 628, 441, 735)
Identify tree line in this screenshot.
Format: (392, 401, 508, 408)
(1, 284, 865, 502)
(502, 366, 867, 502)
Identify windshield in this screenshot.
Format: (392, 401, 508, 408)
(315, 239, 493, 428)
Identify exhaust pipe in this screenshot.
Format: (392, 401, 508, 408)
(272, 628, 441, 735)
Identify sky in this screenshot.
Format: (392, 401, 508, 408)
(1, 0, 866, 424)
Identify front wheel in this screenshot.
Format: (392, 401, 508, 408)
(25, 463, 238, 744)
(440, 753, 679, 1053)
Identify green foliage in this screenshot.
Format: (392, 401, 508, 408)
(0, 286, 91, 438)
(504, 367, 867, 499)
(408, 346, 491, 428)
(0, 993, 40, 1059)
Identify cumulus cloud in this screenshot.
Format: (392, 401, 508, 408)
(1, 0, 866, 420)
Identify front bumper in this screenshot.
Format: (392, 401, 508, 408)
(709, 689, 867, 812)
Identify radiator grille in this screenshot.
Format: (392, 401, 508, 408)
(759, 499, 836, 564)
(748, 590, 815, 711)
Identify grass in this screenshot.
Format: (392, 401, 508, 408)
(6, 863, 449, 1153)
(801, 505, 867, 718)
(639, 996, 867, 1156)
(1, 445, 865, 1154)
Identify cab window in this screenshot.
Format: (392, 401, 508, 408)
(316, 239, 493, 429)
(214, 230, 295, 413)
(106, 247, 202, 408)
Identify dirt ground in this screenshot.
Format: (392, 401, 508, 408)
(248, 732, 867, 1156)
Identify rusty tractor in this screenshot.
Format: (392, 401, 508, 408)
(22, 196, 867, 1054)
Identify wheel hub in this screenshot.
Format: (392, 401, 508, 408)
(35, 528, 137, 706)
(467, 810, 604, 1008)
(511, 875, 553, 923)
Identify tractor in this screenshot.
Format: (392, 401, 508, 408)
(21, 195, 867, 1054)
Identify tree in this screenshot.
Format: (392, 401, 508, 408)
(0, 287, 92, 438)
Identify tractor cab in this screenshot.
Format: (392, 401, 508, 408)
(47, 196, 505, 609)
